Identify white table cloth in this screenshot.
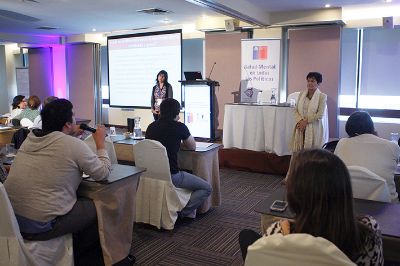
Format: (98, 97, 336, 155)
(223, 104, 295, 156)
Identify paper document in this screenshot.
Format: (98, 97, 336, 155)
(196, 142, 213, 149)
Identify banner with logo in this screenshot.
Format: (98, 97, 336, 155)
(241, 39, 281, 102)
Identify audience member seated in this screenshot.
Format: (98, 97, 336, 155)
(239, 149, 383, 265)
(4, 99, 112, 265)
(146, 98, 212, 218)
(7, 95, 27, 121)
(14, 95, 41, 124)
(32, 96, 58, 129)
(335, 111, 400, 202)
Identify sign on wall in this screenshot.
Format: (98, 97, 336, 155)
(241, 39, 281, 102)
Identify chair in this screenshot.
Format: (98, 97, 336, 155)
(84, 135, 118, 164)
(245, 233, 356, 266)
(0, 183, 74, 266)
(347, 165, 391, 202)
(132, 139, 192, 230)
(20, 118, 33, 129)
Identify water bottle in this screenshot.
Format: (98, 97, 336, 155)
(133, 117, 142, 138)
(270, 89, 277, 105)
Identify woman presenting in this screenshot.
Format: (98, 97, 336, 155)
(151, 70, 173, 120)
(290, 72, 327, 152)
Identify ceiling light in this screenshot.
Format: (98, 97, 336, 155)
(325, 4, 331, 8)
(92, 28, 97, 32)
(384, 0, 392, 3)
(162, 18, 170, 24)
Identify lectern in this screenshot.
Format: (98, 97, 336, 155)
(180, 80, 219, 140)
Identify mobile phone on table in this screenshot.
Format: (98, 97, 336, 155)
(270, 200, 288, 212)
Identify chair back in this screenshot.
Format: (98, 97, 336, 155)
(347, 165, 391, 202)
(0, 183, 73, 266)
(133, 139, 191, 229)
(133, 139, 172, 181)
(245, 233, 356, 266)
(84, 135, 118, 164)
(0, 183, 37, 266)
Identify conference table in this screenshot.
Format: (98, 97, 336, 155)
(112, 136, 222, 213)
(0, 126, 18, 145)
(77, 164, 145, 266)
(254, 186, 400, 262)
(223, 103, 295, 156)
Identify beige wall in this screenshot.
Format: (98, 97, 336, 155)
(67, 43, 96, 123)
(287, 26, 341, 138)
(205, 31, 249, 130)
(28, 47, 54, 101)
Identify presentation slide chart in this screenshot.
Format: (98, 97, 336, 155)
(241, 39, 281, 101)
(184, 84, 212, 139)
(108, 30, 182, 108)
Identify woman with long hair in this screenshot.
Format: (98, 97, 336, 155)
(150, 70, 173, 120)
(239, 149, 383, 265)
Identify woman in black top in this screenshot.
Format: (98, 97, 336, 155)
(151, 70, 173, 120)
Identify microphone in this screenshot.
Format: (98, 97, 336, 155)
(80, 123, 96, 133)
(207, 62, 216, 80)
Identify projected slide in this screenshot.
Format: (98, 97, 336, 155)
(108, 30, 182, 107)
(184, 84, 211, 138)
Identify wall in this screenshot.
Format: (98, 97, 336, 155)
(205, 31, 249, 130)
(0, 45, 18, 114)
(0, 45, 8, 114)
(28, 47, 54, 101)
(67, 43, 96, 123)
(287, 26, 341, 138)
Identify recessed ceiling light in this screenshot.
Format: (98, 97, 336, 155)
(92, 28, 96, 32)
(325, 4, 331, 8)
(384, 0, 392, 2)
(162, 18, 170, 24)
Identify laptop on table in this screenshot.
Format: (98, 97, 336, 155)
(184, 71, 203, 81)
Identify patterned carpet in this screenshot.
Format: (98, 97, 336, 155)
(130, 168, 283, 265)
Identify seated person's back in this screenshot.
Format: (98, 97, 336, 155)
(146, 98, 211, 218)
(239, 149, 383, 265)
(335, 111, 400, 201)
(4, 99, 111, 264)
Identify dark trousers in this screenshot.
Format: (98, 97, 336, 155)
(238, 229, 262, 261)
(22, 198, 104, 266)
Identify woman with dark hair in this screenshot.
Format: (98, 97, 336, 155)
(9, 95, 27, 119)
(150, 70, 173, 120)
(290, 72, 327, 151)
(14, 95, 41, 123)
(335, 111, 400, 201)
(239, 149, 383, 265)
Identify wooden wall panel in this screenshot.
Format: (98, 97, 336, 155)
(287, 26, 341, 138)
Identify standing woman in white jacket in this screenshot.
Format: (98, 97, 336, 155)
(290, 72, 327, 152)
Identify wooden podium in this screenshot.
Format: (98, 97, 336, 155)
(179, 80, 219, 140)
